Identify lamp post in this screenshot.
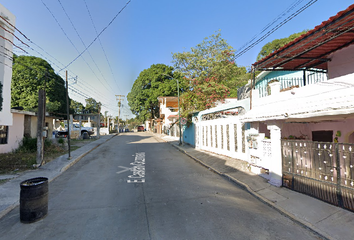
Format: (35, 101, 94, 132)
(163, 74, 182, 145)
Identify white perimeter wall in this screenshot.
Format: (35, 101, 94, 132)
(195, 117, 247, 161)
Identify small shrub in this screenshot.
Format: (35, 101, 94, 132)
(44, 139, 52, 150)
(16, 137, 37, 153)
(58, 138, 65, 145)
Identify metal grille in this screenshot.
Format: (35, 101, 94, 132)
(256, 73, 327, 98)
(282, 140, 354, 212)
(0, 126, 8, 144)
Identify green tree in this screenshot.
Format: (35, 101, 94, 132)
(172, 31, 248, 115)
(257, 30, 308, 61)
(70, 100, 84, 114)
(11, 55, 68, 114)
(127, 64, 182, 122)
(85, 98, 101, 113)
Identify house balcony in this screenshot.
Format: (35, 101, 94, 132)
(255, 70, 328, 98)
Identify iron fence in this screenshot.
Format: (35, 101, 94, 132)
(256, 72, 328, 98)
(282, 140, 354, 212)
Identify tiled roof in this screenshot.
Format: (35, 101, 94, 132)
(253, 4, 354, 71)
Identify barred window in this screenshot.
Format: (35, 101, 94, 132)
(0, 126, 8, 144)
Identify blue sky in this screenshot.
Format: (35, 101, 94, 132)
(1, 0, 353, 118)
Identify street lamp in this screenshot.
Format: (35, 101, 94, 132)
(163, 74, 182, 145)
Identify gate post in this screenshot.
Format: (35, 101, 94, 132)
(267, 121, 283, 187)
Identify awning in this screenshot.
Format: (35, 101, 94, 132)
(253, 4, 354, 71)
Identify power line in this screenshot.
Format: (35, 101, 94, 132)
(0, 23, 29, 48)
(83, 0, 123, 94)
(57, 0, 117, 93)
(234, 0, 318, 60)
(41, 0, 115, 95)
(59, 0, 132, 71)
(237, 0, 304, 54)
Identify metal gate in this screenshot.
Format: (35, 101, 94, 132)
(282, 140, 354, 212)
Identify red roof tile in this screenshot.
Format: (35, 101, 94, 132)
(253, 4, 354, 71)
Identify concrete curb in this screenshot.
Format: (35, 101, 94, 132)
(0, 203, 17, 221)
(59, 135, 116, 173)
(0, 134, 116, 220)
(161, 138, 333, 240)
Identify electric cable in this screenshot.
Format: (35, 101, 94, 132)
(59, 0, 132, 71)
(57, 0, 117, 93)
(234, 0, 318, 59)
(83, 0, 123, 94)
(41, 0, 114, 94)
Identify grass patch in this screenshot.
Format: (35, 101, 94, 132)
(0, 137, 96, 175)
(0, 179, 9, 184)
(0, 137, 66, 174)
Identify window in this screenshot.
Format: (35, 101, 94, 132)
(312, 131, 333, 142)
(0, 126, 8, 144)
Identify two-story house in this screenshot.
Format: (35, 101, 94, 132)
(241, 3, 354, 211)
(158, 96, 179, 135)
(0, 4, 16, 153)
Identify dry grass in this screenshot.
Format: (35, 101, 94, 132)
(0, 138, 95, 175)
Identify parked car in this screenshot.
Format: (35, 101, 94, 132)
(137, 126, 144, 132)
(56, 124, 94, 138)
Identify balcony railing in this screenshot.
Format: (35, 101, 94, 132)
(255, 71, 328, 98)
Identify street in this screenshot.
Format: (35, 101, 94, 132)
(0, 132, 320, 240)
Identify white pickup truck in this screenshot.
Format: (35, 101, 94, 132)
(55, 124, 94, 138)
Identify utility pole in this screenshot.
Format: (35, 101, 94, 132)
(115, 95, 124, 132)
(66, 71, 71, 159)
(36, 89, 46, 165)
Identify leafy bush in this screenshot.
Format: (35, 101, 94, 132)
(16, 137, 54, 153)
(58, 138, 65, 145)
(16, 137, 37, 153)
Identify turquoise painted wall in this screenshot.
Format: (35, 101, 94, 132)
(183, 123, 195, 147)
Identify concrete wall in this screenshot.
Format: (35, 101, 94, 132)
(280, 119, 354, 143)
(196, 116, 248, 162)
(0, 4, 15, 126)
(0, 112, 24, 153)
(27, 115, 55, 139)
(328, 44, 354, 79)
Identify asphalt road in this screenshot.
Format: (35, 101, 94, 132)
(0, 132, 320, 240)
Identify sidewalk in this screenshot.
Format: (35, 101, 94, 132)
(0, 134, 116, 220)
(155, 134, 354, 240)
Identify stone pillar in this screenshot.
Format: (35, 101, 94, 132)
(267, 121, 283, 187)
